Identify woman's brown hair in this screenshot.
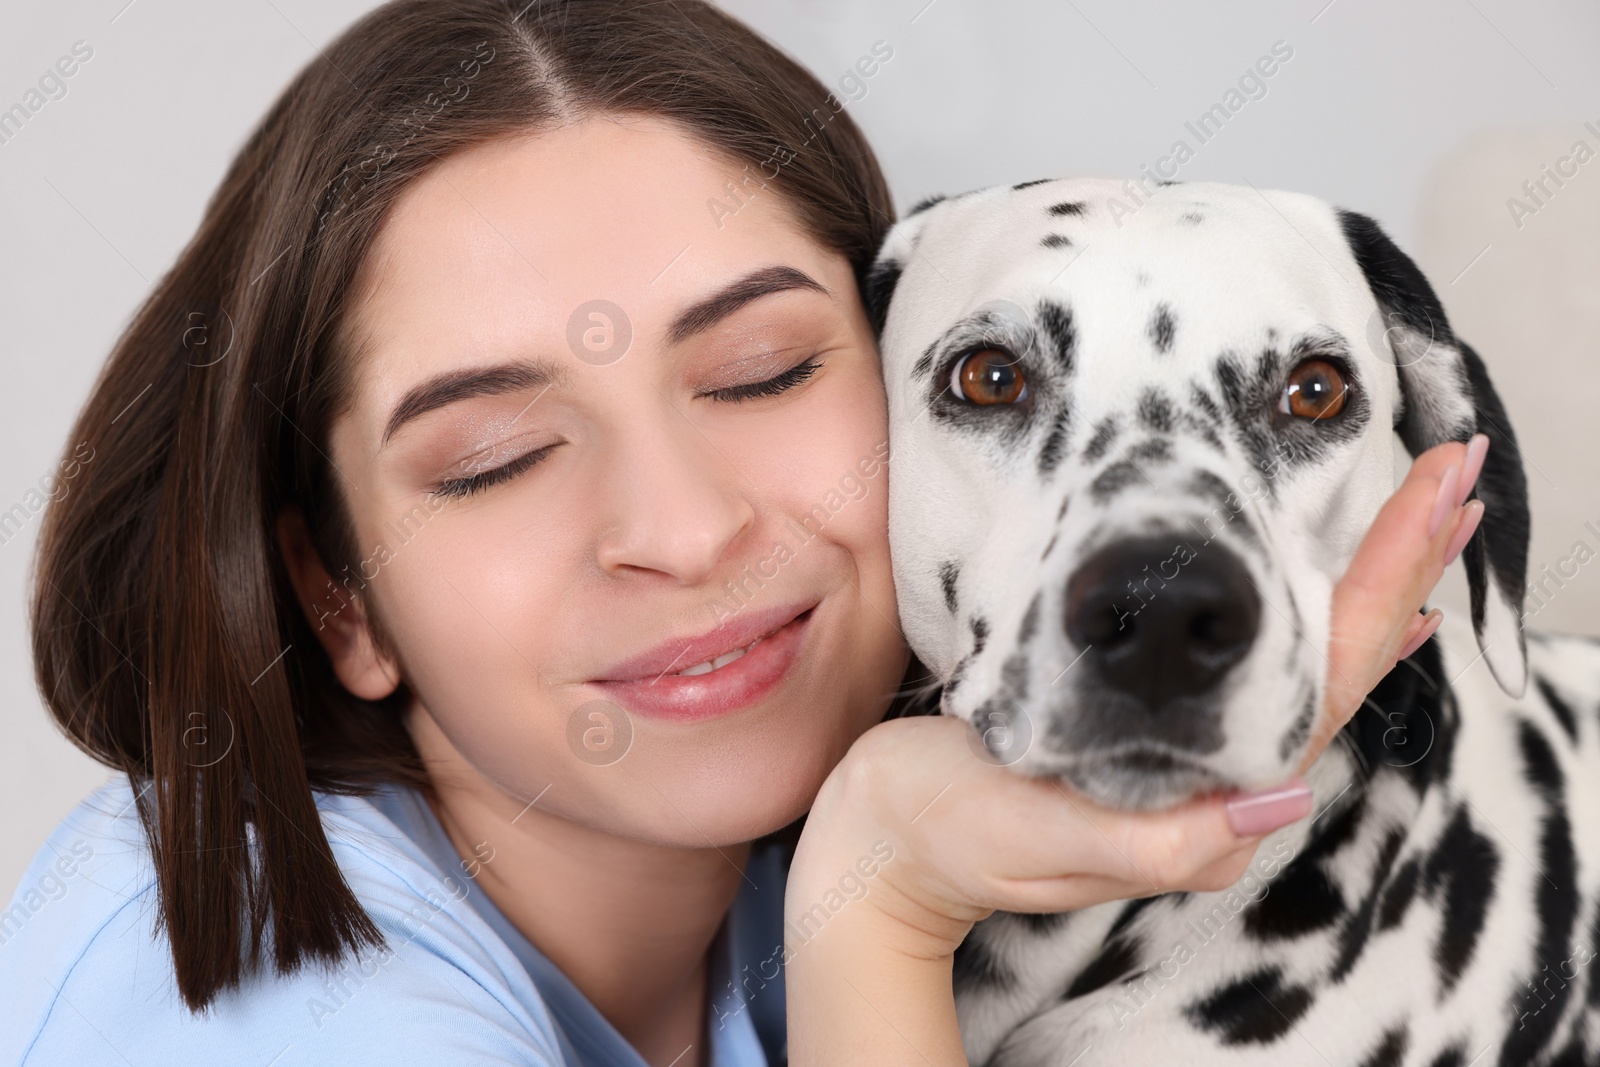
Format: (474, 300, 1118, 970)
(29, 0, 898, 1013)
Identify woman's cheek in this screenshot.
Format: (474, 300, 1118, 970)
(369, 513, 566, 701)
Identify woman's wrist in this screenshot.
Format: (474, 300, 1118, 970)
(784, 862, 970, 1066)
(783, 731, 978, 1066)
(785, 830, 981, 962)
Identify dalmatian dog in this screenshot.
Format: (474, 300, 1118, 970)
(866, 177, 1600, 1066)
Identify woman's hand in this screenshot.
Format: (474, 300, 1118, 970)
(784, 435, 1489, 1066)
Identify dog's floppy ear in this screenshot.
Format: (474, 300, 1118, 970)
(1337, 208, 1530, 698)
(862, 195, 946, 336)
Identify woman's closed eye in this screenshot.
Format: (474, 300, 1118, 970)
(428, 355, 827, 500)
(431, 441, 560, 500)
(698, 354, 824, 402)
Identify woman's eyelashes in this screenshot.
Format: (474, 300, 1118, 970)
(700, 355, 823, 401)
(426, 356, 827, 500)
(431, 442, 558, 500)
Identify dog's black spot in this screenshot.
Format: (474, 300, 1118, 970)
(1521, 715, 1565, 796)
(1190, 382, 1225, 425)
(1106, 895, 1163, 940)
(1180, 211, 1206, 225)
(1329, 827, 1407, 982)
(863, 258, 903, 336)
(1186, 469, 1235, 512)
(948, 615, 992, 696)
(999, 651, 1030, 700)
(948, 617, 990, 698)
(906, 193, 946, 217)
(1013, 911, 1071, 935)
(1346, 635, 1457, 794)
(911, 335, 939, 380)
(970, 615, 990, 655)
(1183, 414, 1226, 453)
(1500, 719, 1580, 1066)
(1377, 855, 1420, 932)
(1040, 531, 1058, 561)
(1135, 270, 1152, 288)
(1125, 437, 1172, 466)
(1048, 200, 1087, 217)
(1421, 805, 1499, 994)
(1039, 410, 1071, 476)
(1423, 1042, 1468, 1067)
(1183, 470, 1262, 553)
(1012, 178, 1053, 190)
(1586, 892, 1600, 1011)
(1303, 788, 1368, 865)
(1186, 966, 1314, 1045)
(1041, 233, 1073, 249)
(1213, 352, 1275, 474)
(1063, 936, 1142, 1000)
(1358, 1027, 1409, 1067)
(1090, 460, 1145, 502)
(1037, 299, 1076, 371)
(1017, 592, 1043, 645)
(1254, 347, 1278, 391)
(1083, 417, 1120, 463)
(1138, 389, 1176, 434)
(1535, 675, 1579, 744)
(1148, 304, 1177, 354)
(1244, 850, 1344, 941)
(1056, 495, 1071, 523)
(939, 560, 960, 614)
(953, 931, 1016, 994)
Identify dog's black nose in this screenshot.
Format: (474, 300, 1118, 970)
(1064, 537, 1260, 709)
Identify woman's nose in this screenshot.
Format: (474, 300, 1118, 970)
(592, 411, 757, 585)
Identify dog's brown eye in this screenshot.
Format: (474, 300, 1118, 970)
(1281, 359, 1348, 420)
(951, 348, 1027, 405)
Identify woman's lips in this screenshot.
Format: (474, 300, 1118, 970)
(589, 606, 816, 722)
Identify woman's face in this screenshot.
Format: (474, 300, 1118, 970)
(310, 114, 908, 846)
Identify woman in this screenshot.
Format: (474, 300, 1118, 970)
(3, 1, 1482, 1064)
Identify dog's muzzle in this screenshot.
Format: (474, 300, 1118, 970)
(1062, 536, 1261, 752)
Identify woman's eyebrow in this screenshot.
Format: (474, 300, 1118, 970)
(381, 360, 569, 448)
(665, 264, 829, 345)
(379, 265, 829, 449)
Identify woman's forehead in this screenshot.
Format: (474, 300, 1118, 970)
(337, 116, 855, 441)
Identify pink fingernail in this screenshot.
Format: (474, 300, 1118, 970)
(1443, 499, 1485, 567)
(1398, 608, 1443, 660)
(1457, 433, 1489, 507)
(1225, 777, 1312, 837)
(1428, 464, 1460, 539)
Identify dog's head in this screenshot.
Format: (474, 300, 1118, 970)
(869, 178, 1530, 809)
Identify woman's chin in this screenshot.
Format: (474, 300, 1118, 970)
(588, 741, 834, 848)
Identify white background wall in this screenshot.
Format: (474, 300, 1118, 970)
(3, 0, 1597, 895)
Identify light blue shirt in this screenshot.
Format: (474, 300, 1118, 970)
(0, 773, 789, 1066)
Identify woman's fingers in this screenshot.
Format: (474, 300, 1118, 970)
(820, 714, 1323, 944)
(958, 755, 1306, 900)
(1301, 435, 1488, 771)
(1397, 607, 1445, 661)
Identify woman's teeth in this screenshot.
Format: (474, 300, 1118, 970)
(673, 632, 768, 677)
